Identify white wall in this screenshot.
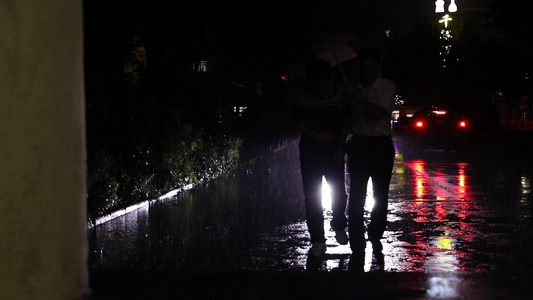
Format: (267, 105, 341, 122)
(0, 1, 89, 299)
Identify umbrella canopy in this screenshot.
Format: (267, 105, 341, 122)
(315, 42, 357, 67)
(310, 29, 358, 82)
(284, 28, 359, 83)
(311, 29, 358, 65)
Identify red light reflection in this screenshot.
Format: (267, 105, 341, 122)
(395, 160, 476, 273)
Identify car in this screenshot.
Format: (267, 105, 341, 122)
(399, 108, 469, 154)
(392, 116, 411, 134)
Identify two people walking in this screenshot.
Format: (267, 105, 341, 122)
(291, 46, 396, 267)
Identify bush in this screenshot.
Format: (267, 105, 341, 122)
(86, 106, 242, 222)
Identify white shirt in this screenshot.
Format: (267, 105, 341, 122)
(349, 77, 396, 137)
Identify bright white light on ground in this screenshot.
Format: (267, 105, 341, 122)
(323, 177, 374, 212)
(365, 178, 374, 212)
(427, 276, 460, 298)
(322, 176, 332, 211)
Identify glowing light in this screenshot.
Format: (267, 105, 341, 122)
(394, 94, 404, 106)
(365, 178, 375, 212)
(458, 165, 466, 195)
(448, 0, 458, 12)
(459, 121, 467, 128)
(415, 121, 424, 128)
(437, 234, 453, 250)
(412, 161, 426, 199)
(435, 0, 445, 13)
(416, 178, 424, 198)
(439, 14, 452, 28)
(521, 176, 531, 195)
(322, 176, 332, 211)
(427, 276, 460, 298)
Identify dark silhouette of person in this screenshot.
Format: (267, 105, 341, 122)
(291, 58, 349, 258)
(342, 46, 396, 270)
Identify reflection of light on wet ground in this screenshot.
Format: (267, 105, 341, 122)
(425, 233, 459, 273)
(322, 177, 374, 213)
(426, 275, 461, 298)
(90, 137, 533, 277)
(321, 177, 376, 271)
(384, 159, 478, 273)
(313, 139, 525, 273)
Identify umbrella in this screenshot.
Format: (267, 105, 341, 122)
(311, 29, 358, 82)
(315, 42, 357, 67)
(284, 29, 358, 83)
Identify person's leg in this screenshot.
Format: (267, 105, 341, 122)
(300, 155, 326, 244)
(347, 145, 370, 252)
(325, 161, 348, 231)
(367, 139, 395, 251)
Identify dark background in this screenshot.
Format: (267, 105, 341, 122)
(83, 0, 532, 113)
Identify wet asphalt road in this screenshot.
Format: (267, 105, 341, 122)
(88, 132, 533, 299)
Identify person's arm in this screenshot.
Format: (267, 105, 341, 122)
(333, 98, 351, 162)
(291, 102, 335, 144)
(293, 119, 335, 143)
(345, 84, 388, 119)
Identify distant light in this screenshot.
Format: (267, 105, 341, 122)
(439, 14, 453, 28)
(434, 110, 447, 115)
(415, 121, 424, 128)
(435, 0, 445, 13)
(448, 0, 458, 13)
(435, 0, 457, 13)
(394, 94, 404, 106)
(459, 121, 467, 128)
(234, 106, 247, 116)
(192, 61, 208, 72)
(281, 75, 288, 82)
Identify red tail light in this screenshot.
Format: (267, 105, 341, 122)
(415, 120, 424, 128)
(458, 120, 467, 128)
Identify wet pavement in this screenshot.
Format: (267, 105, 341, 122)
(88, 132, 533, 299)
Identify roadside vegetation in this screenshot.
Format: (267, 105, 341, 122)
(85, 86, 242, 222)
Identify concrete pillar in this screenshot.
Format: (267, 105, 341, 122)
(0, 1, 89, 299)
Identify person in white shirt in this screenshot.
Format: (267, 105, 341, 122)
(341, 46, 396, 269)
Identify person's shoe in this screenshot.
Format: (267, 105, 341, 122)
(308, 242, 326, 257)
(370, 250, 385, 272)
(348, 250, 365, 273)
(335, 230, 349, 245)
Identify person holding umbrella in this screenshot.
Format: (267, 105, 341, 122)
(342, 46, 396, 270)
(291, 58, 349, 258)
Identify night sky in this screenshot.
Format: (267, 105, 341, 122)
(83, 0, 437, 73)
(83, 0, 531, 109)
